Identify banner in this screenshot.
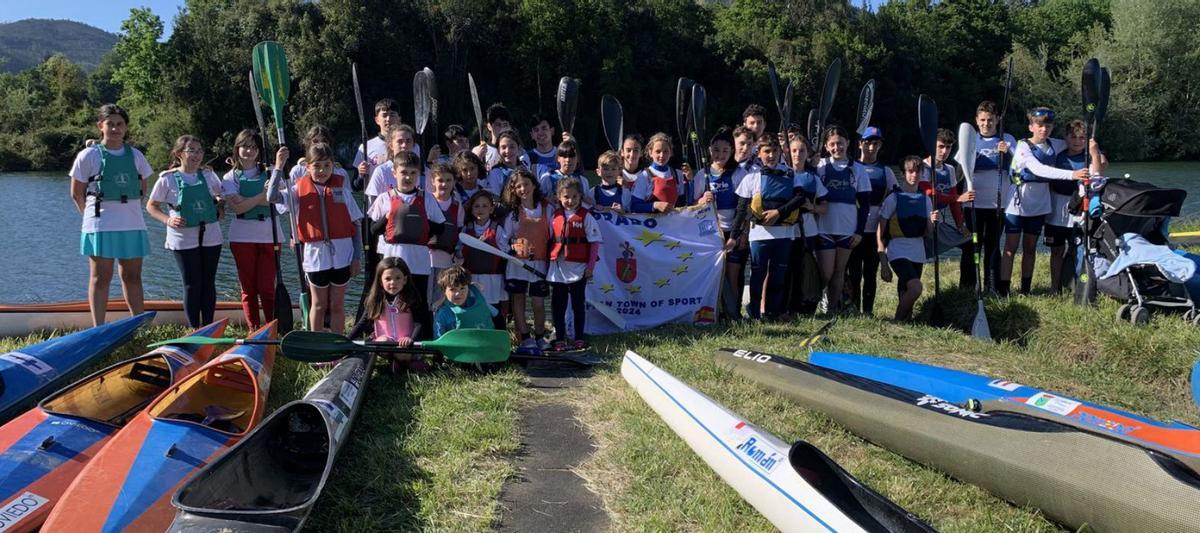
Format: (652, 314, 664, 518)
(584, 205, 724, 335)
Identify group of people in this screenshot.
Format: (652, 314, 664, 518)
(69, 90, 1105, 357)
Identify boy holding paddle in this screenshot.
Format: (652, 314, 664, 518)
(971, 101, 1016, 292)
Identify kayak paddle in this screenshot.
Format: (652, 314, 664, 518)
(556, 76, 579, 134)
(458, 232, 627, 329)
(851, 78, 875, 161)
(352, 62, 375, 324)
(797, 318, 837, 350)
(956, 122, 990, 341)
(425, 67, 439, 156)
(815, 57, 842, 144)
(1076, 58, 1102, 306)
(675, 77, 695, 178)
(690, 82, 708, 188)
(918, 94, 940, 320)
(468, 72, 485, 144)
(601, 94, 624, 153)
(248, 69, 294, 334)
(151, 328, 511, 364)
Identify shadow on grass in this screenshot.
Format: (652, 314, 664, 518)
(918, 286, 1040, 345)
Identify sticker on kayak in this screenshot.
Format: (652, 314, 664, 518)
(157, 346, 195, 366)
(312, 399, 349, 444)
(731, 349, 772, 363)
(730, 423, 782, 474)
(987, 379, 1023, 392)
(1026, 392, 1081, 416)
(0, 491, 49, 530)
(915, 394, 986, 419)
(0, 352, 54, 379)
(338, 380, 359, 408)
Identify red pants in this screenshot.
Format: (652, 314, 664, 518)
(230, 242, 276, 328)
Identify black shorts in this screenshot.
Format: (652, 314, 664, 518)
(1043, 224, 1073, 247)
(306, 266, 352, 288)
(725, 245, 749, 265)
(890, 259, 924, 287)
(505, 278, 550, 297)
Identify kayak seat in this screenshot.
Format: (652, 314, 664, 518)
(167, 406, 246, 433)
(126, 361, 171, 389)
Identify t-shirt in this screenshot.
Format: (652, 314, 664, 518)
(352, 138, 421, 168)
(973, 133, 1017, 209)
(546, 209, 601, 283)
(221, 167, 286, 244)
(1006, 138, 1074, 217)
(622, 169, 651, 199)
(815, 159, 871, 237)
(368, 190, 446, 275)
(69, 144, 154, 233)
(521, 146, 558, 178)
(878, 192, 933, 263)
(733, 166, 814, 242)
(148, 169, 225, 250)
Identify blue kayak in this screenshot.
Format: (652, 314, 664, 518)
(0, 312, 154, 423)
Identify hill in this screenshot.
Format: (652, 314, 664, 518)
(0, 19, 117, 73)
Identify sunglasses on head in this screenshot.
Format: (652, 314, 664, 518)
(1031, 108, 1056, 120)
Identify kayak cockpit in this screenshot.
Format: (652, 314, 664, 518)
(41, 354, 173, 427)
(150, 359, 260, 434)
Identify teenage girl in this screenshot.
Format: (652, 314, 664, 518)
(146, 135, 224, 327)
(69, 104, 153, 326)
(813, 126, 871, 314)
(452, 150, 493, 201)
(486, 130, 524, 196)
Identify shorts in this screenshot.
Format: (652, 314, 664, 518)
(505, 278, 550, 297)
(1004, 213, 1045, 235)
(80, 230, 151, 259)
(1043, 224, 1072, 247)
(816, 234, 855, 250)
(725, 245, 748, 265)
(306, 266, 352, 288)
(890, 258, 924, 287)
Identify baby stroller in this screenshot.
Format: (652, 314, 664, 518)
(1086, 178, 1193, 325)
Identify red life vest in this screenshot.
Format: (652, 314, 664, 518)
(514, 203, 551, 261)
(427, 198, 460, 253)
(550, 207, 591, 263)
(649, 168, 679, 207)
(384, 191, 430, 245)
(295, 174, 355, 242)
(462, 222, 504, 274)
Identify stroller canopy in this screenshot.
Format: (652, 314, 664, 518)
(1100, 178, 1187, 217)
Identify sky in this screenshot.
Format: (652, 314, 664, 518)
(0, 0, 186, 37)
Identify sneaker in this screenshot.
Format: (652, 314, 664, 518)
(572, 339, 589, 351)
(817, 294, 829, 314)
(536, 337, 551, 352)
(518, 337, 538, 350)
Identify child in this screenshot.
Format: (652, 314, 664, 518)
(146, 135, 224, 327)
(353, 98, 403, 185)
(924, 128, 971, 288)
(486, 130, 525, 196)
(878, 156, 938, 321)
(693, 128, 748, 317)
(742, 104, 768, 144)
(786, 135, 828, 315)
(366, 124, 422, 201)
(222, 129, 289, 328)
(274, 142, 363, 332)
(369, 151, 439, 302)
(643, 133, 692, 212)
(845, 127, 895, 316)
(290, 125, 350, 181)
(1048, 119, 1106, 293)
(461, 190, 509, 329)
(730, 137, 814, 320)
(348, 257, 432, 372)
(620, 134, 650, 196)
(433, 266, 499, 337)
(443, 124, 470, 161)
(589, 150, 634, 212)
(473, 102, 514, 169)
(732, 126, 760, 175)
(503, 168, 552, 350)
(539, 139, 589, 206)
(971, 101, 1015, 291)
(426, 163, 463, 304)
(547, 178, 602, 350)
(814, 126, 871, 314)
(69, 104, 153, 326)
(1000, 107, 1087, 296)
(522, 114, 559, 177)
(452, 149, 495, 201)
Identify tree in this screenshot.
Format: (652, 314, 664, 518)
(111, 8, 168, 110)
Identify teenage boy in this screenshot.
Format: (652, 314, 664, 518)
(971, 101, 1016, 291)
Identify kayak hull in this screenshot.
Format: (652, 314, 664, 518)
(0, 320, 226, 533)
(621, 351, 932, 533)
(42, 322, 277, 533)
(0, 312, 154, 423)
(170, 351, 375, 532)
(713, 347, 1200, 532)
(0, 300, 299, 337)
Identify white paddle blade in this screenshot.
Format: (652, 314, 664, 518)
(955, 122, 978, 192)
(971, 300, 992, 340)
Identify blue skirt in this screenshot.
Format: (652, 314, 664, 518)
(80, 230, 151, 259)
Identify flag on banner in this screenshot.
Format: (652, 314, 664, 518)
(584, 205, 724, 335)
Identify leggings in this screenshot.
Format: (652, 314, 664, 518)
(749, 238, 792, 319)
(551, 279, 587, 341)
(230, 242, 276, 328)
(965, 207, 1002, 289)
(173, 245, 222, 327)
(846, 233, 880, 315)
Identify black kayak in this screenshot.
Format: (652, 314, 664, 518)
(712, 347, 1200, 532)
(169, 352, 375, 532)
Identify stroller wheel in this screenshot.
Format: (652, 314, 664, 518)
(1192, 311, 1200, 326)
(1117, 304, 1132, 321)
(1187, 309, 1197, 322)
(1130, 305, 1151, 326)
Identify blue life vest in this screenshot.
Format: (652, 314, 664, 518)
(705, 168, 739, 210)
(886, 189, 929, 239)
(974, 135, 1005, 171)
(1015, 140, 1058, 185)
(545, 170, 584, 196)
(860, 161, 888, 205)
(820, 159, 857, 205)
(593, 184, 626, 207)
(931, 163, 956, 207)
(526, 148, 558, 176)
(795, 169, 819, 201)
(1052, 151, 1086, 195)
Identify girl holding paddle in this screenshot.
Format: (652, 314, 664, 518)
(221, 130, 289, 328)
(347, 257, 432, 372)
(461, 190, 509, 329)
(69, 104, 154, 326)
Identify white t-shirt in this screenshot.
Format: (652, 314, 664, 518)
(352, 138, 421, 168)
(814, 159, 871, 237)
(221, 167, 286, 244)
(734, 168, 806, 242)
(1006, 138, 1074, 217)
(148, 169, 225, 250)
(546, 209, 601, 283)
(622, 169, 651, 200)
(69, 144, 154, 233)
(368, 190, 445, 275)
(878, 192, 933, 263)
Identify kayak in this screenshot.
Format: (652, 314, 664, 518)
(621, 351, 933, 533)
(0, 319, 227, 533)
(0, 300, 299, 337)
(1171, 230, 1200, 246)
(809, 351, 1200, 468)
(41, 321, 278, 532)
(0, 312, 154, 423)
(170, 351, 374, 532)
(713, 347, 1200, 532)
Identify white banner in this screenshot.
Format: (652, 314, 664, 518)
(584, 205, 724, 335)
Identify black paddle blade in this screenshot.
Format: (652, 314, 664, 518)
(352, 63, 367, 141)
(691, 83, 707, 148)
(274, 283, 293, 334)
(601, 94, 624, 152)
(468, 72, 484, 143)
(918, 94, 938, 157)
(767, 60, 784, 119)
(781, 81, 794, 135)
(1082, 58, 1100, 123)
(414, 70, 430, 135)
(424, 67, 438, 133)
(1096, 67, 1111, 129)
(817, 57, 843, 126)
(676, 78, 695, 150)
(807, 108, 818, 148)
(856, 79, 876, 136)
(556, 76, 579, 134)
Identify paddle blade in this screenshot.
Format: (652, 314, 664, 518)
(248, 70, 267, 140)
(971, 300, 992, 340)
(556, 76, 579, 134)
(1082, 58, 1100, 123)
(274, 283, 294, 334)
(817, 57, 842, 125)
(918, 94, 938, 157)
(856, 79, 876, 136)
(425, 328, 512, 364)
(468, 73, 485, 143)
(601, 94, 624, 152)
(414, 70, 431, 135)
(1096, 67, 1111, 129)
(675, 78, 694, 148)
(807, 108, 818, 147)
(781, 81, 793, 133)
(691, 83, 707, 147)
(424, 67, 439, 133)
(767, 60, 783, 113)
(279, 330, 359, 362)
(251, 42, 290, 125)
(956, 122, 978, 191)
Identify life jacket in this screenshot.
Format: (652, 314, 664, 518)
(526, 148, 558, 177)
(456, 184, 482, 204)
(462, 221, 504, 274)
(550, 207, 591, 263)
(974, 135, 1005, 170)
(1013, 139, 1058, 185)
(886, 189, 929, 240)
(235, 164, 271, 221)
(448, 286, 494, 330)
(706, 168, 739, 211)
(87, 144, 142, 217)
(514, 203, 551, 261)
(592, 184, 628, 209)
(750, 167, 800, 225)
(491, 164, 516, 192)
(384, 191, 431, 245)
(172, 171, 218, 227)
(545, 170, 584, 198)
(860, 161, 889, 206)
(818, 159, 858, 205)
(930, 163, 957, 210)
(647, 166, 680, 207)
(374, 299, 415, 341)
(295, 173, 355, 242)
(427, 197, 460, 253)
(1052, 151, 1086, 195)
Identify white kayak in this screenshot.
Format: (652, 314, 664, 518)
(621, 351, 933, 533)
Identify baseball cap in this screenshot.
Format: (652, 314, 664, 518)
(862, 126, 883, 140)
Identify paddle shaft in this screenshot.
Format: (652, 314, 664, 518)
(249, 70, 293, 332)
(352, 63, 374, 323)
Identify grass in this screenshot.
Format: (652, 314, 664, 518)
(3, 248, 1199, 531)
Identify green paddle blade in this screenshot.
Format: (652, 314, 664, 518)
(252, 41, 291, 127)
(425, 328, 512, 364)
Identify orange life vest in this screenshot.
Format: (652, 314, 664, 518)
(295, 174, 354, 242)
(514, 203, 551, 261)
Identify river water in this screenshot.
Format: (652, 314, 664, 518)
(1, 161, 1196, 303)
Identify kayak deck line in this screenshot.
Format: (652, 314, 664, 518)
(0, 300, 299, 338)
